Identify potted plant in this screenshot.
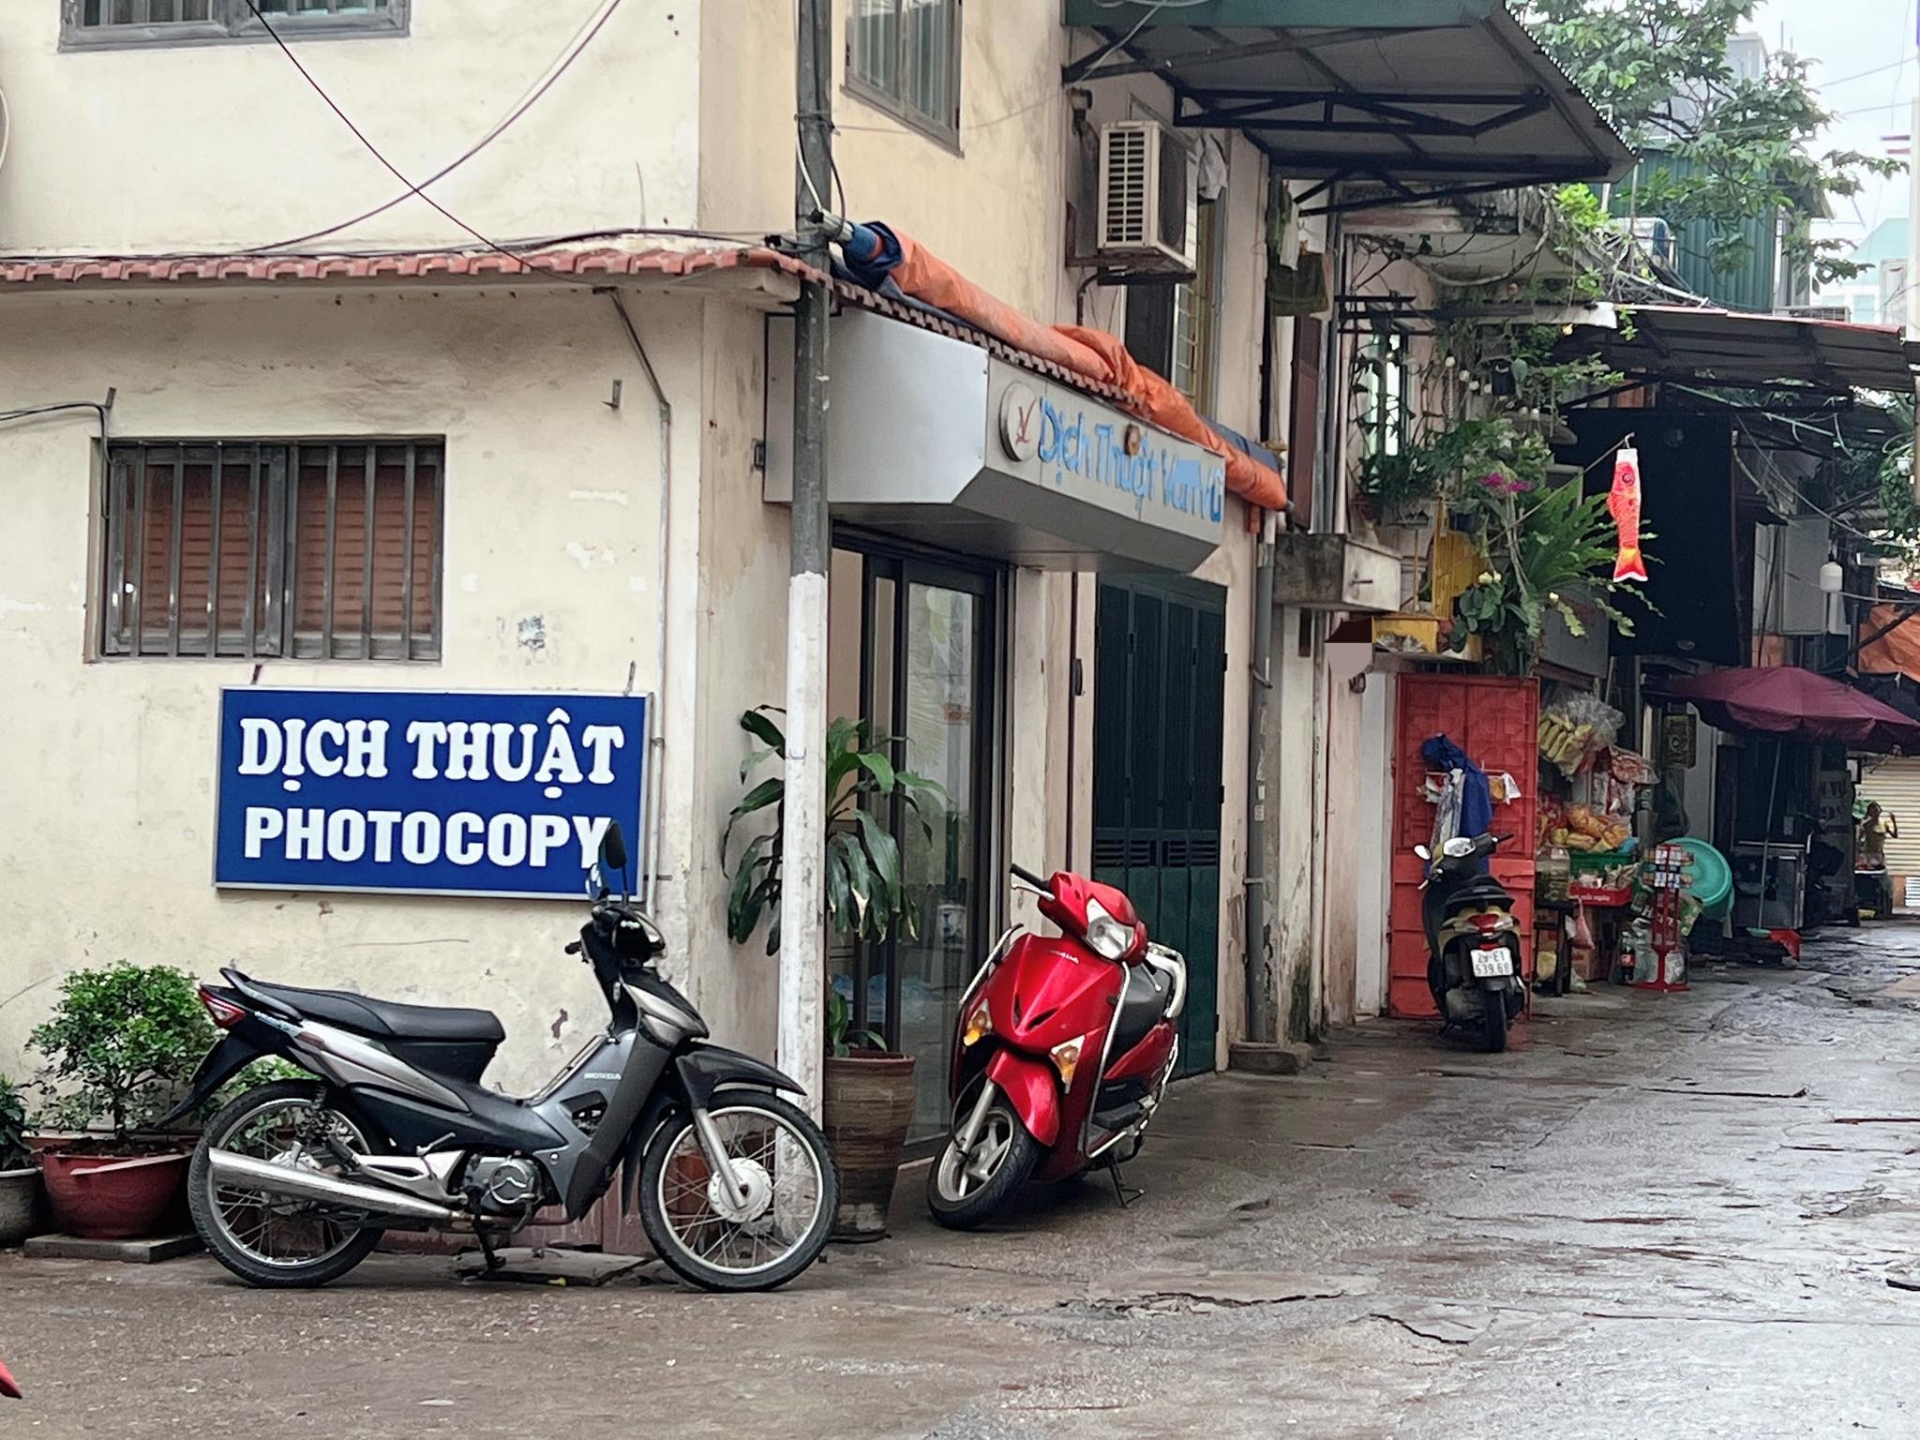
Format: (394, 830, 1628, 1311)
(0, 1078, 38, 1246)
(722, 707, 944, 1240)
(28, 964, 214, 1240)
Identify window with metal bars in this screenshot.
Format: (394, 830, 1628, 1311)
(62, 0, 405, 48)
(99, 440, 442, 661)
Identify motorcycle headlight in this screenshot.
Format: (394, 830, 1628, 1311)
(1083, 898, 1132, 961)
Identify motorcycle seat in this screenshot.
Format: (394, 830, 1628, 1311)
(233, 972, 506, 1045)
(1111, 962, 1170, 1056)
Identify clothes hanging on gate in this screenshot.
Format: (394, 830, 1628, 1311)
(1422, 733, 1493, 839)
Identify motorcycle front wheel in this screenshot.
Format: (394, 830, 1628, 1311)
(638, 1094, 837, 1292)
(926, 1087, 1043, 1230)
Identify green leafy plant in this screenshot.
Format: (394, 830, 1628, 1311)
(826, 991, 886, 1059)
(0, 1077, 30, 1171)
(1450, 473, 1647, 675)
(28, 964, 215, 1143)
(722, 707, 946, 959)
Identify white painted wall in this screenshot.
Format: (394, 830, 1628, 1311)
(0, 284, 714, 1093)
(0, 1, 699, 253)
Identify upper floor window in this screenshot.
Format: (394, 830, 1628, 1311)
(99, 439, 442, 662)
(1358, 332, 1411, 460)
(847, 0, 960, 142)
(62, 0, 407, 49)
(1124, 195, 1223, 414)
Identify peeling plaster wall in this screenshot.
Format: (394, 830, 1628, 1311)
(0, 2, 701, 253)
(0, 286, 710, 1092)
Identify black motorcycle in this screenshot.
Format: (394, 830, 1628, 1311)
(164, 823, 837, 1291)
(1415, 833, 1527, 1052)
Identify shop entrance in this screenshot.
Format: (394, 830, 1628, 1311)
(1091, 578, 1225, 1076)
(828, 539, 1000, 1143)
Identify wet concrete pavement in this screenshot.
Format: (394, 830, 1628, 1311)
(7, 926, 1920, 1438)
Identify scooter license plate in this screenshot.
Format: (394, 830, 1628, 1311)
(1470, 947, 1514, 978)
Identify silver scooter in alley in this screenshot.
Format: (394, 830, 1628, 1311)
(164, 822, 838, 1291)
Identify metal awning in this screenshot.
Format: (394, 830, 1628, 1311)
(1061, 0, 1634, 210)
(1590, 306, 1920, 395)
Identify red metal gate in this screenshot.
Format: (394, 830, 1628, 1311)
(1388, 674, 1538, 1019)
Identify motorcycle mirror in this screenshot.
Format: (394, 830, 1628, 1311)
(1413, 844, 1431, 861)
(594, 822, 631, 900)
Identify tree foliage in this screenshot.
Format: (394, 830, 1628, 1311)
(1522, 0, 1901, 283)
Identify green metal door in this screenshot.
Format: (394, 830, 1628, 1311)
(1092, 579, 1225, 1077)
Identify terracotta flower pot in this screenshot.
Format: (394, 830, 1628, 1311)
(0, 1168, 41, 1246)
(40, 1150, 188, 1240)
(822, 1052, 916, 1241)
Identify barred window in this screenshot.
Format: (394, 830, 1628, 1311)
(100, 440, 442, 662)
(62, 0, 406, 48)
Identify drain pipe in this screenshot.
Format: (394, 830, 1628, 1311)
(601, 289, 672, 909)
(1246, 508, 1277, 1043)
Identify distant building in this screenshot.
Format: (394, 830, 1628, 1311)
(1815, 219, 1911, 327)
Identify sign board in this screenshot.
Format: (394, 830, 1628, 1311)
(986, 363, 1226, 546)
(215, 689, 649, 898)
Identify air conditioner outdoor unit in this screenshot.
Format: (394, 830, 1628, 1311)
(1630, 216, 1674, 266)
(1096, 121, 1195, 274)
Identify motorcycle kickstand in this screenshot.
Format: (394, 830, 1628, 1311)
(475, 1226, 506, 1275)
(1105, 1155, 1143, 1209)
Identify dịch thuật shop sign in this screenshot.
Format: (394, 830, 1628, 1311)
(214, 689, 649, 898)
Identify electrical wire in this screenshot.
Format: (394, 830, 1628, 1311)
(242, 1, 570, 282)
(248, 0, 625, 253)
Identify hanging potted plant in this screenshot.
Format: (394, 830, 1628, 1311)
(722, 707, 945, 1240)
(0, 1078, 38, 1246)
(28, 964, 213, 1240)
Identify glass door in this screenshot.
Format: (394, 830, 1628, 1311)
(828, 540, 998, 1143)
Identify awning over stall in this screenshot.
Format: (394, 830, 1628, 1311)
(1061, 0, 1634, 207)
(1648, 667, 1920, 753)
(1590, 306, 1920, 396)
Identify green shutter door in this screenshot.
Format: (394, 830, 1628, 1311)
(1092, 578, 1225, 1077)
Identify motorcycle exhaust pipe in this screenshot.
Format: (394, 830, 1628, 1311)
(207, 1149, 459, 1225)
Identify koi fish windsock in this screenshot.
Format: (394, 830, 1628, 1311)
(1609, 446, 1648, 583)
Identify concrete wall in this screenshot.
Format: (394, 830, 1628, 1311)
(0, 285, 716, 1092)
(0, 1, 699, 252)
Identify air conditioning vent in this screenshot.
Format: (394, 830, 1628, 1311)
(1094, 121, 1196, 276)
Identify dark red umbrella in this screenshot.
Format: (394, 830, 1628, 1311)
(1649, 667, 1920, 752)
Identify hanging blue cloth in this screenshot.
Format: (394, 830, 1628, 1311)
(1421, 733, 1493, 839)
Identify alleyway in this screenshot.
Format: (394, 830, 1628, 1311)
(7, 928, 1920, 1439)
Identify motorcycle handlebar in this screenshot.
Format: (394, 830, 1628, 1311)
(1010, 862, 1050, 892)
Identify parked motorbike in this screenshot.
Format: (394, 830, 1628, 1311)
(926, 863, 1186, 1229)
(1417, 832, 1527, 1052)
(164, 823, 837, 1292)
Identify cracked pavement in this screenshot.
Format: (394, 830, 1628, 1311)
(7, 923, 1920, 1438)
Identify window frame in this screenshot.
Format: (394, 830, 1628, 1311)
(843, 0, 963, 149)
(96, 436, 444, 664)
(60, 0, 408, 52)
(1358, 329, 1412, 463)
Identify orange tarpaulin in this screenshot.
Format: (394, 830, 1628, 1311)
(876, 228, 1289, 513)
(1860, 604, 1920, 679)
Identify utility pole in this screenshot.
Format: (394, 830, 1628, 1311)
(779, 0, 834, 1118)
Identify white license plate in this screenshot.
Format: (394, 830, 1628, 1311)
(1470, 947, 1514, 978)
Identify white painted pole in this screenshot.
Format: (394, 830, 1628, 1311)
(779, 0, 834, 1118)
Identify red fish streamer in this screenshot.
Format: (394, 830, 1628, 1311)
(1609, 445, 1648, 583)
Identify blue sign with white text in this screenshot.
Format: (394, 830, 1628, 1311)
(214, 688, 649, 898)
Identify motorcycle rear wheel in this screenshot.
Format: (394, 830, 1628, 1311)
(188, 1080, 385, 1290)
(926, 1093, 1043, 1230)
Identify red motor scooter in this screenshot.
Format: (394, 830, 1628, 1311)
(926, 863, 1187, 1229)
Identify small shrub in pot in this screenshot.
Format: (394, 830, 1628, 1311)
(29, 964, 214, 1239)
(0, 1077, 37, 1246)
